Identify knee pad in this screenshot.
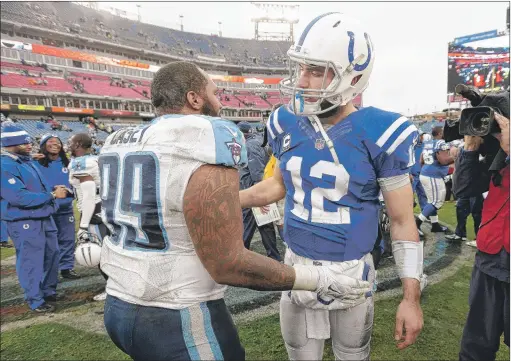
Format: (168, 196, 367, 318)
(331, 299, 373, 361)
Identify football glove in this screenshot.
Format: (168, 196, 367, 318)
(77, 227, 91, 243)
(315, 261, 371, 301)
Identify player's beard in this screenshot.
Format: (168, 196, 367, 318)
(317, 100, 341, 123)
(201, 97, 220, 117)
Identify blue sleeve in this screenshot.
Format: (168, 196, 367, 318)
(246, 138, 268, 184)
(0, 168, 53, 208)
(209, 119, 248, 167)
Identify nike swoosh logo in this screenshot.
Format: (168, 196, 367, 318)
(223, 125, 238, 138)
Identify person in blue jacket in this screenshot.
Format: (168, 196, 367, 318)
(0, 124, 68, 313)
(35, 134, 80, 280)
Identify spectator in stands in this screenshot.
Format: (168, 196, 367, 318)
(238, 121, 281, 262)
(35, 134, 80, 280)
(1, 124, 68, 313)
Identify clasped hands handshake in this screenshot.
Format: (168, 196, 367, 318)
(298, 258, 371, 304)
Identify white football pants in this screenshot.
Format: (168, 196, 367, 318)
(419, 175, 446, 210)
(280, 249, 374, 360)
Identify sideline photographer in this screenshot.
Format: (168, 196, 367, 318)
(449, 86, 509, 361)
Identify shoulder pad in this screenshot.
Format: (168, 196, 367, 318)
(361, 107, 418, 155)
(70, 155, 98, 176)
(266, 105, 299, 158)
(152, 114, 248, 168)
(266, 105, 297, 141)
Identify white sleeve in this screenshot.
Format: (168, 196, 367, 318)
(79, 180, 96, 228)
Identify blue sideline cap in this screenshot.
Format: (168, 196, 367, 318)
(1, 124, 32, 147)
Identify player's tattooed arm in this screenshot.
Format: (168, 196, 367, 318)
(184, 164, 294, 291)
(239, 160, 286, 208)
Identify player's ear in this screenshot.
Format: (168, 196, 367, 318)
(186, 90, 203, 111)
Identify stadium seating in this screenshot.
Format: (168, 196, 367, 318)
(0, 2, 290, 67)
(1, 73, 75, 92)
(1, 61, 46, 73)
(77, 79, 146, 99)
(15, 119, 121, 143)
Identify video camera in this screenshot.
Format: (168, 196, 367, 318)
(443, 84, 510, 143)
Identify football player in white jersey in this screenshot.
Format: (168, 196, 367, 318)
(67, 133, 109, 301)
(240, 13, 423, 359)
(100, 61, 372, 361)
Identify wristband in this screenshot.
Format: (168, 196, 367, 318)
(292, 265, 319, 291)
(392, 241, 423, 282)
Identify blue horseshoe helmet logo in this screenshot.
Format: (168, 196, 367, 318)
(347, 31, 373, 72)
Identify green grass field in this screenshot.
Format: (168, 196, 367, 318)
(2, 203, 507, 360)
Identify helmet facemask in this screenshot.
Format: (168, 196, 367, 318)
(280, 48, 369, 116)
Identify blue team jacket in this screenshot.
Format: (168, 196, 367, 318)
(35, 158, 74, 213)
(0, 151, 58, 221)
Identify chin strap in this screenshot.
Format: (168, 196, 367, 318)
(309, 115, 340, 166)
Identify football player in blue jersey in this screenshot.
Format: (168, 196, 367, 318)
(240, 13, 424, 358)
(416, 126, 454, 233)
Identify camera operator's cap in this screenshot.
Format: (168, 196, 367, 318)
(1, 124, 32, 147)
(237, 121, 253, 134)
(40, 133, 62, 148)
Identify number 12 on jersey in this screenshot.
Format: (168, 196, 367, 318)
(286, 156, 351, 224)
(99, 152, 169, 251)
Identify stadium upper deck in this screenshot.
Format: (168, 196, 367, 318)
(1, 2, 290, 68)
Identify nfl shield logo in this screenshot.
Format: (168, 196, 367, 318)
(225, 138, 242, 165)
(315, 139, 325, 150)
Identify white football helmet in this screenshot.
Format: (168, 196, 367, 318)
(280, 12, 375, 116)
(75, 231, 102, 268)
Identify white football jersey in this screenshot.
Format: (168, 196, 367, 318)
(68, 155, 101, 211)
(99, 114, 248, 309)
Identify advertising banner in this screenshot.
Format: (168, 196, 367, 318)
(51, 107, 94, 114)
(17, 105, 46, 111)
(98, 110, 136, 117)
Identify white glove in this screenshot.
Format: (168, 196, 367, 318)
(77, 227, 90, 243)
(443, 175, 452, 183)
(316, 261, 372, 301)
(293, 260, 371, 302)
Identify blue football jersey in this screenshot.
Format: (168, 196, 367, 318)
(420, 139, 450, 178)
(267, 106, 418, 262)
